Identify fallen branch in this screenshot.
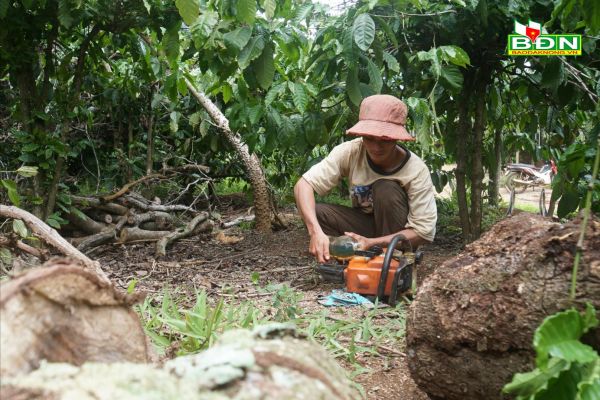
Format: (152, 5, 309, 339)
(70, 196, 128, 215)
(101, 173, 164, 202)
(222, 214, 255, 228)
(127, 211, 175, 227)
(119, 227, 170, 243)
(156, 212, 210, 257)
(121, 195, 193, 213)
(0, 205, 108, 283)
(65, 211, 106, 234)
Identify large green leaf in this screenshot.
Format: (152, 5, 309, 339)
(237, 0, 256, 25)
(372, 15, 398, 49)
(383, 51, 400, 73)
(223, 27, 252, 51)
(162, 28, 180, 66)
(367, 59, 382, 93)
(13, 219, 27, 238)
(438, 45, 471, 68)
(254, 42, 274, 90)
(294, 3, 313, 24)
(175, 0, 199, 25)
(353, 13, 375, 51)
(238, 35, 265, 69)
(534, 307, 599, 367)
(58, 0, 73, 28)
(290, 82, 308, 114)
(541, 59, 565, 92)
(440, 65, 463, 91)
(263, 0, 276, 20)
(503, 358, 570, 397)
(346, 67, 362, 106)
(583, 0, 600, 33)
(265, 83, 286, 107)
(1, 179, 20, 207)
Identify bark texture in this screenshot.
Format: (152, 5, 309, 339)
(1, 324, 359, 400)
(0, 261, 151, 378)
(185, 78, 272, 232)
(407, 213, 600, 400)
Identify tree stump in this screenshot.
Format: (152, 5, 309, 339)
(0, 260, 152, 377)
(1, 324, 359, 400)
(407, 213, 600, 399)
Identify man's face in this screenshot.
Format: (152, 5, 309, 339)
(362, 135, 398, 165)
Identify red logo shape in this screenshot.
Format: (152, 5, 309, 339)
(526, 26, 540, 42)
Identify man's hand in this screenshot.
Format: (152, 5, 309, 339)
(344, 232, 373, 251)
(309, 231, 330, 263)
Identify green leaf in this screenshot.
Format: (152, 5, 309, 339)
(583, 0, 600, 33)
(237, 0, 256, 25)
(223, 27, 252, 51)
(16, 166, 38, 177)
(366, 59, 382, 93)
(0, 248, 11, 265)
(58, 0, 73, 28)
(13, 219, 28, 238)
(254, 42, 274, 90)
(290, 82, 308, 114)
(541, 59, 565, 92)
(263, 0, 276, 20)
(265, 83, 285, 107)
(238, 35, 265, 69)
(535, 307, 599, 367)
(557, 185, 580, 217)
(175, 0, 199, 25)
(222, 84, 233, 104)
(46, 217, 62, 229)
(503, 358, 570, 396)
(383, 51, 400, 73)
(440, 65, 464, 91)
(1, 179, 20, 207)
(439, 45, 471, 67)
(579, 379, 600, 400)
(346, 67, 362, 106)
(162, 28, 180, 66)
(293, 3, 313, 25)
(353, 13, 375, 51)
(0, 0, 9, 19)
(373, 15, 398, 49)
(251, 271, 260, 284)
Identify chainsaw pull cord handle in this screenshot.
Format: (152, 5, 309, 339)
(376, 234, 412, 300)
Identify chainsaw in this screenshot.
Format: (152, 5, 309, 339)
(315, 234, 422, 306)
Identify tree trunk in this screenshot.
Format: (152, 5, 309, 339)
(127, 116, 134, 182)
(185, 79, 272, 232)
(0, 261, 152, 378)
(1, 323, 359, 400)
(145, 112, 154, 175)
(488, 127, 502, 207)
(44, 125, 67, 220)
(469, 82, 487, 239)
(455, 97, 472, 242)
(406, 213, 600, 400)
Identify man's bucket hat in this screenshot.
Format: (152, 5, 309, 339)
(346, 95, 415, 141)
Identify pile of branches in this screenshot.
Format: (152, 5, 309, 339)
(63, 166, 215, 257)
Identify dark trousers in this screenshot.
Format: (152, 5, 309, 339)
(316, 180, 409, 238)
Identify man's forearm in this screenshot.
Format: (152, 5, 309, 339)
(369, 228, 428, 249)
(294, 178, 323, 235)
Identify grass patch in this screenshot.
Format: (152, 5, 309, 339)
(137, 283, 407, 377)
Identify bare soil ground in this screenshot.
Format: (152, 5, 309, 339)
(90, 200, 463, 399)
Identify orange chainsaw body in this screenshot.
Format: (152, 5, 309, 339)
(344, 255, 401, 296)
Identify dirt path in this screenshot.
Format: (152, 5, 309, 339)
(92, 210, 461, 399)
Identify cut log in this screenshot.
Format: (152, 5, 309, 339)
(0, 205, 108, 282)
(127, 210, 175, 228)
(119, 227, 170, 243)
(1, 324, 359, 399)
(0, 260, 151, 378)
(70, 196, 128, 215)
(64, 211, 106, 234)
(121, 195, 192, 213)
(155, 213, 211, 257)
(406, 213, 600, 400)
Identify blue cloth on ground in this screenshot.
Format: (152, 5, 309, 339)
(318, 289, 374, 307)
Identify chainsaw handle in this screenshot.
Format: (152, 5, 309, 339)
(376, 234, 410, 300)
